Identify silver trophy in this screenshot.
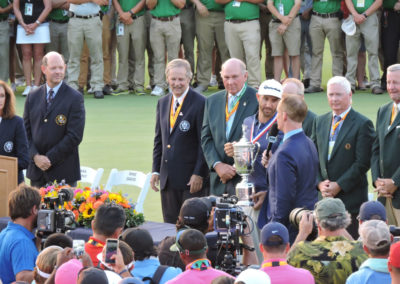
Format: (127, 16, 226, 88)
(233, 125, 260, 206)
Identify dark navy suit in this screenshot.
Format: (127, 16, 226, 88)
(152, 88, 208, 223)
(23, 82, 85, 186)
(267, 130, 319, 242)
(0, 116, 29, 183)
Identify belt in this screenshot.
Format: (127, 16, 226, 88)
(50, 19, 69, 23)
(383, 8, 400, 14)
(151, 15, 179, 21)
(272, 14, 299, 23)
(131, 13, 144, 19)
(225, 19, 256, 23)
(69, 12, 100, 19)
(312, 11, 341, 18)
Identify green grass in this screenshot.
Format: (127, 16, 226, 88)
(14, 41, 389, 222)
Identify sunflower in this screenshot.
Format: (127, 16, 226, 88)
(82, 202, 95, 219)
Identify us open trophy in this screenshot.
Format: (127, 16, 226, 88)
(233, 125, 260, 207)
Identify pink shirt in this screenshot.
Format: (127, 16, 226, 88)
(260, 258, 315, 284)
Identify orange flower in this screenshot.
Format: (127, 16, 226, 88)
(73, 209, 79, 220)
(87, 196, 96, 203)
(79, 202, 86, 213)
(93, 200, 104, 210)
(100, 194, 108, 202)
(64, 202, 73, 210)
(120, 202, 130, 209)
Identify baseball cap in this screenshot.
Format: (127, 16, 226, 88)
(341, 16, 356, 36)
(358, 201, 387, 221)
(389, 242, 400, 268)
(170, 229, 208, 256)
(55, 259, 83, 284)
(119, 277, 145, 284)
(235, 269, 271, 284)
(79, 268, 108, 284)
(260, 222, 289, 246)
(120, 228, 154, 254)
(315, 198, 346, 221)
(359, 220, 391, 250)
(257, 80, 282, 99)
(180, 197, 212, 227)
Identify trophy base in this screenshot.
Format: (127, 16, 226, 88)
(236, 179, 254, 207)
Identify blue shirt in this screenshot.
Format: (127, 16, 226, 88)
(0, 222, 38, 284)
(46, 81, 63, 100)
(346, 258, 391, 284)
(283, 128, 303, 142)
(132, 257, 182, 284)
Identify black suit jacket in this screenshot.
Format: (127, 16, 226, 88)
(23, 82, 85, 184)
(152, 89, 208, 191)
(0, 116, 29, 183)
(312, 108, 375, 214)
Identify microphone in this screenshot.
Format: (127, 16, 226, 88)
(266, 123, 279, 157)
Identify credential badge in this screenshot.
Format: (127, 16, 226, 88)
(4, 141, 13, 153)
(179, 120, 190, 132)
(55, 114, 67, 126)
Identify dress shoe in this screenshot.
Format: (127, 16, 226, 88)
(305, 85, 323, 93)
(94, 91, 104, 99)
(372, 86, 384, 95)
(103, 84, 113, 95)
(302, 78, 310, 89)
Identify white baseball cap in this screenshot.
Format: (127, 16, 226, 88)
(342, 16, 356, 36)
(257, 79, 283, 99)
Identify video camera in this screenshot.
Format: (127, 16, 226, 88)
(213, 194, 254, 276)
(37, 187, 77, 237)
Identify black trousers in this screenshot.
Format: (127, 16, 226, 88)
(381, 9, 400, 88)
(31, 177, 77, 188)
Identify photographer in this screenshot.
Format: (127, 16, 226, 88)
(0, 185, 41, 284)
(288, 198, 368, 283)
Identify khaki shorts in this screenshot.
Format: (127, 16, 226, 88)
(269, 16, 301, 56)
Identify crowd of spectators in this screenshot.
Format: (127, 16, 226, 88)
(2, 186, 400, 284)
(0, 0, 399, 98)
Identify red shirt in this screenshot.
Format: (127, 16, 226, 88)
(84, 237, 105, 267)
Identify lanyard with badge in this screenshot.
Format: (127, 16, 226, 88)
(170, 96, 186, 129)
(328, 112, 349, 159)
(262, 260, 288, 268)
(25, 0, 33, 16)
(225, 83, 247, 122)
(278, 0, 284, 15)
(250, 113, 277, 144)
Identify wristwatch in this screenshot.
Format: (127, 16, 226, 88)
(362, 12, 368, 18)
(36, 20, 41, 25)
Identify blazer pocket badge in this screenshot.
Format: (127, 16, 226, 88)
(55, 114, 67, 126)
(345, 143, 351, 150)
(179, 120, 190, 132)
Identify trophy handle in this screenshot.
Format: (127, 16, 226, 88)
(251, 142, 261, 169)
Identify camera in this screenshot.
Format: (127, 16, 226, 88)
(37, 187, 77, 237)
(214, 195, 247, 234)
(289, 207, 318, 241)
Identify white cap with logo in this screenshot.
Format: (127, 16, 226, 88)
(257, 79, 283, 99)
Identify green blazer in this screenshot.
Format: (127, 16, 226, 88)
(201, 86, 258, 196)
(371, 102, 400, 208)
(303, 110, 317, 138)
(311, 108, 375, 214)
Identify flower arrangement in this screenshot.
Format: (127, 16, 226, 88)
(39, 182, 145, 228)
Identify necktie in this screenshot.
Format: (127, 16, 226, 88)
(391, 104, 398, 125)
(174, 101, 180, 114)
(331, 115, 342, 141)
(47, 89, 54, 111)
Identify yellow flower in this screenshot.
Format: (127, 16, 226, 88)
(330, 241, 353, 257)
(82, 202, 95, 219)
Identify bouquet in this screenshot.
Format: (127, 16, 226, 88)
(39, 182, 145, 228)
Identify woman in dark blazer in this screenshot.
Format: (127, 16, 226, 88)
(0, 80, 29, 184)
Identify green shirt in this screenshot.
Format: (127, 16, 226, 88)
(119, 0, 145, 15)
(351, 0, 374, 13)
(383, 0, 396, 9)
(0, 0, 9, 20)
(48, 8, 69, 21)
(150, 0, 181, 17)
(201, 0, 224, 11)
(272, 0, 295, 15)
(312, 0, 341, 13)
(288, 236, 368, 284)
(224, 1, 259, 20)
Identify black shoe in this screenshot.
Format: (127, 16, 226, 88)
(372, 86, 384, 95)
(218, 82, 225, 90)
(111, 81, 118, 90)
(94, 91, 104, 99)
(302, 78, 310, 89)
(103, 84, 113, 95)
(305, 86, 323, 93)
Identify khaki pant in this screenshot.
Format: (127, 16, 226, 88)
(78, 41, 89, 88)
(309, 15, 344, 88)
(385, 198, 400, 226)
(68, 16, 104, 91)
(269, 17, 301, 56)
(345, 13, 380, 89)
(196, 11, 230, 87)
(150, 17, 181, 89)
(224, 20, 261, 87)
(0, 21, 9, 82)
(116, 15, 146, 90)
(102, 13, 112, 85)
(47, 21, 69, 63)
(145, 11, 154, 86)
(180, 7, 195, 74)
(259, 11, 274, 79)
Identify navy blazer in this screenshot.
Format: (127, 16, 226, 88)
(23, 82, 85, 184)
(152, 89, 208, 191)
(267, 131, 319, 242)
(0, 116, 29, 183)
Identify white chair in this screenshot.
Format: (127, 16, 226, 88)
(104, 169, 151, 213)
(80, 166, 104, 189)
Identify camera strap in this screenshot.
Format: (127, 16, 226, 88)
(186, 259, 212, 271)
(261, 260, 288, 268)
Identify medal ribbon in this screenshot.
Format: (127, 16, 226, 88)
(225, 83, 247, 122)
(391, 104, 398, 125)
(250, 113, 277, 144)
(330, 112, 349, 138)
(261, 260, 288, 268)
(186, 258, 212, 271)
(170, 96, 186, 129)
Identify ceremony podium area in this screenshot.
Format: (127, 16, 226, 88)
(0, 217, 176, 245)
(0, 156, 18, 217)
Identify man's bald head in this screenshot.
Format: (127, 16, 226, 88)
(282, 78, 305, 97)
(42, 51, 65, 67)
(221, 58, 247, 75)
